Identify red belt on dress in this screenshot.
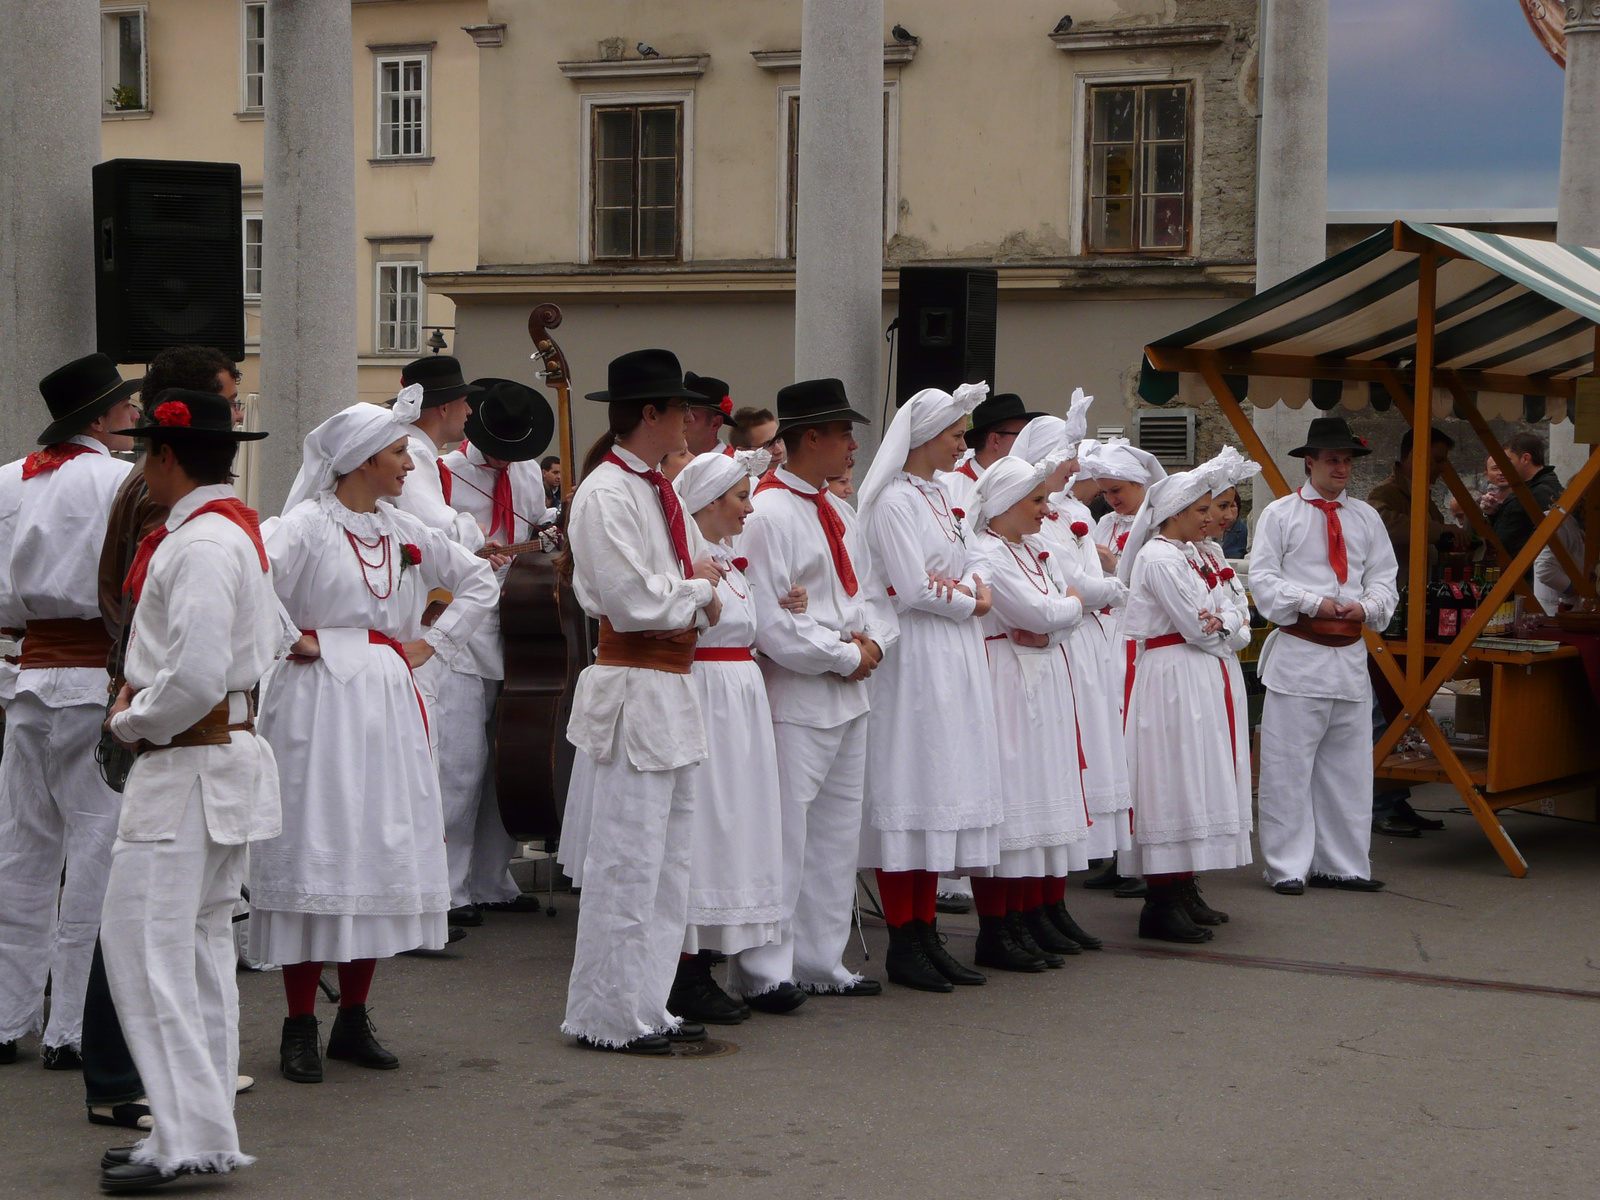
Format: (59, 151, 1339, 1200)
(693, 647, 753, 662)
(1122, 632, 1237, 759)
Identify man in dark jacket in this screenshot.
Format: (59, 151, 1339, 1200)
(1489, 431, 1563, 565)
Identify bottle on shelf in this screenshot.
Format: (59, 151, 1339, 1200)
(1434, 567, 1462, 640)
(1384, 583, 1407, 639)
(1459, 565, 1479, 631)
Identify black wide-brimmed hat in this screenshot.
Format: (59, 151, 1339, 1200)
(775, 378, 873, 431)
(464, 377, 555, 463)
(401, 355, 483, 408)
(965, 392, 1045, 448)
(583, 348, 703, 404)
(37, 353, 142, 445)
(683, 371, 734, 417)
(1289, 415, 1371, 458)
(116, 388, 267, 441)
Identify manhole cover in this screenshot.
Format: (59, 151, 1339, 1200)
(670, 1039, 738, 1059)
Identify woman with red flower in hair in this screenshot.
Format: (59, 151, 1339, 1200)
(250, 395, 496, 1084)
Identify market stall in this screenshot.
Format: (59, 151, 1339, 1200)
(1141, 221, 1600, 877)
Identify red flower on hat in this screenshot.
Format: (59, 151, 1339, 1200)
(732, 556, 749, 572)
(153, 401, 191, 427)
(1070, 521, 1090, 537)
(1357, 436, 1369, 447)
(720, 396, 733, 416)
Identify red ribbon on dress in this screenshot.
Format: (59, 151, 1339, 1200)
(693, 647, 753, 662)
(22, 443, 94, 480)
(1302, 495, 1348, 584)
(368, 630, 429, 736)
(1123, 632, 1185, 723)
(124, 498, 269, 603)
(755, 474, 858, 597)
(604, 451, 693, 577)
(436, 459, 454, 505)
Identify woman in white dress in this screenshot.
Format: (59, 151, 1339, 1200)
(856, 385, 1002, 994)
(1117, 469, 1245, 944)
(252, 394, 497, 1082)
(965, 455, 1104, 973)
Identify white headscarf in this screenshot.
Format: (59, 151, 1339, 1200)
(674, 448, 770, 515)
(1062, 387, 1094, 443)
(1200, 444, 1262, 495)
(1076, 436, 1166, 485)
(1115, 469, 1215, 586)
(857, 383, 988, 515)
(969, 451, 1070, 533)
(1009, 415, 1071, 466)
(280, 385, 424, 516)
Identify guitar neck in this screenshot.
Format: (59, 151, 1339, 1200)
(478, 540, 543, 559)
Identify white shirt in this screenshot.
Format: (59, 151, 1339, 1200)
(108, 484, 285, 844)
(935, 456, 983, 514)
(0, 457, 27, 704)
(2, 436, 132, 707)
(396, 425, 485, 551)
(1122, 537, 1233, 657)
(1249, 482, 1399, 701)
(742, 467, 898, 729)
(565, 444, 715, 770)
(1039, 496, 1127, 612)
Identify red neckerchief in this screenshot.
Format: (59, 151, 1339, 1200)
(603, 451, 692, 577)
(755, 474, 859, 596)
(22, 444, 94, 480)
(957, 461, 978, 481)
(1301, 490, 1348, 584)
(436, 458, 453, 505)
(124, 498, 269, 602)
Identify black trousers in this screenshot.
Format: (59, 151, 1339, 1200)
(81, 938, 142, 1107)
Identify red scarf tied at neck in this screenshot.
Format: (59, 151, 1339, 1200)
(603, 451, 693, 577)
(124, 498, 269, 603)
(1301, 494, 1348, 584)
(755, 474, 859, 597)
(22, 444, 94, 480)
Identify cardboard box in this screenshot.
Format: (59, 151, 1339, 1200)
(1512, 786, 1597, 823)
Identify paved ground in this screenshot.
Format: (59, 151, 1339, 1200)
(8, 787, 1600, 1200)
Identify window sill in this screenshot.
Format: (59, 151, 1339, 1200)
(102, 108, 153, 121)
(235, 109, 264, 122)
(368, 156, 435, 167)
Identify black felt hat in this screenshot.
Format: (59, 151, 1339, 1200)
(464, 378, 555, 463)
(1288, 416, 1371, 458)
(964, 392, 1045, 448)
(117, 388, 267, 441)
(401, 355, 483, 408)
(774, 378, 873, 431)
(583, 349, 703, 404)
(36, 353, 142, 445)
(683, 371, 734, 416)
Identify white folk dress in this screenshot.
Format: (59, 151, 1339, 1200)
(859, 474, 1002, 873)
(250, 492, 496, 964)
(1199, 537, 1255, 859)
(681, 545, 785, 955)
(1121, 537, 1247, 877)
(1093, 508, 1138, 704)
(969, 531, 1092, 877)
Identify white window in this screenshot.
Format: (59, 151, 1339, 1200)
(375, 55, 429, 158)
(376, 262, 422, 353)
(241, 2, 266, 111)
(101, 7, 149, 114)
(243, 214, 263, 299)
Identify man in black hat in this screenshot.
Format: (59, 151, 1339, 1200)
(936, 392, 1043, 511)
(0, 353, 140, 1071)
(438, 379, 557, 924)
(734, 378, 897, 1008)
(682, 372, 734, 456)
(94, 388, 279, 1192)
(1249, 416, 1399, 895)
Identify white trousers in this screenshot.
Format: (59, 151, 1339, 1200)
(561, 751, 696, 1047)
(101, 791, 251, 1175)
(435, 670, 520, 908)
(0, 694, 120, 1048)
(728, 716, 866, 996)
(1257, 689, 1374, 884)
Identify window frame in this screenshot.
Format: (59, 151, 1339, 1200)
(1079, 77, 1194, 257)
(374, 260, 425, 355)
(588, 102, 684, 263)
(240, 1, 266, 113)
(373, 52, 431, 160)
(100, 5, 150, 116)
(776, 80, 899, 260)
(242, 212, 263, 301)
(577, 89, 695, 265)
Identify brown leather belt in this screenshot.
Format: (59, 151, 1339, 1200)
(594, 617, 697, 674)
(141, 694, 256, 752)
(18, 618, 114, 669)
(1282, 615, 1363, 648)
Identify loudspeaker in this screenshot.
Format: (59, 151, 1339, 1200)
(894, 266, 998, 406)
(93, 159, 244, 364)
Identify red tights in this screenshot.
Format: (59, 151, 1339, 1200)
(970, 876, 1066, 918)
(1145, 872, 1193, 887)
(282, 959, 376, 1017)
(874, 870, 940, 927)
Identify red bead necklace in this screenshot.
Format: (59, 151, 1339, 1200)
(911, 477, 960, 543)
(992, 531, 1051, 595)
(345, 529, 395, 600)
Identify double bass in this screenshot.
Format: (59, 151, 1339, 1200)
(494, 303, 587, 843)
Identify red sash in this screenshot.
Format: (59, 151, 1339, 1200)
(124, 498, 268, 603)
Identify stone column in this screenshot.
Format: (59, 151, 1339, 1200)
(1559, 5, 1600, 247)
(258, 0, 359, 513)
(1251, 0, 1329, 503)
(0, 0, 101, 463)
(794, 0, 883, 444)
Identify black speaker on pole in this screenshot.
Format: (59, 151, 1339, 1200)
(93, 158, 245, 364)
(894, 266, 998, 406)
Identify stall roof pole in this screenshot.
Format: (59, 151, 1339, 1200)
(1198, 358, 1293, 497)
(1407, 249, 1438, 690)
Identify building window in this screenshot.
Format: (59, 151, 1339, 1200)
(243, 215, 263, 299)
(591, 103, 683, 261)
(241, 2, 266, 111)
(782, 87, 896, 260)
(375, 55, 429, 158)
(101, 7, 149, 113)
(1085, 82, 1191, 254)
(376, 261, 422, 353)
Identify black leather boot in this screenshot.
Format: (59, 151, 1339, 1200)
(1044, 899, 1103, 949)
(667, 954, 746, 1025)
(884, 923, 954, 992)
(915, 918, 986, 985)
(1005, 910, 1063, 967)
(1179, 877, 1229, 925)
(1081, 859, 1121, 890)
(279, 1014, 322, 1083)
(1138, 884, 1212, 944)
(1023, 906, 1082, 955)
(973, 914, 1046, 972)
(326, 1004, 400, 1069)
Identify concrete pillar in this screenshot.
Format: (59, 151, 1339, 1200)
(258, 0, 359, 513)
(794, 0, 883, 446)
(1251, 0, 1329, 502)
(1559, 7, 1600, 247)
(0, 0, 102, 463)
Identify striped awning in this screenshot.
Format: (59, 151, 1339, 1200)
(1140, 222, 1600, 415)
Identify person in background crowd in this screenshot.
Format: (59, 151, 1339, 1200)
(936, 392, 1043, 512)
(1477, 455, 1511, 518)
(729, 407, 787, 473)
(683, 372, 734, 456)
(661, 446, 695, 481)
(541, 456, 563, 514)
(1488, 432, 1563, 565)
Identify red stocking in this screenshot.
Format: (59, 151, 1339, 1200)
(970, 878, 1009, 918)
(1146, 872, 1193, 887)
(1022, 878, 1044, 910)
(875, 869, 914, 928)
(912, 870, 939, 923)
(282, 961, 323, 1018)
(1005, 878, 1026, 913)
(1041, 876, 1068, 905)
(336, 959, 376, 1009)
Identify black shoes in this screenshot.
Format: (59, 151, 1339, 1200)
(1081, 860, 1121, 890)
(665, 1021, 707, 1043)
(811, 978, 882, 997)
(973, 914, 1046, 972)
(1373, 815, 1422, 838)
(1309, 874, 1386, 892)
(934, 892, 973, 915)
(1179, 878, 1229, 925)
(1004, 911, 1063, 968)
(41, 1043, 82, 1071)
(578, 1034, 672, 1055)
(1138, 883, 1213, 944)
(279, 1014, 322, 1083)
(481, 893, 545, 912)
(100, 1147, 136, 1170)
(1043, 900, 1103, 950)
(326, 1004, 400, 1069)
(1393, 798, 1445, 830)
(746, 982, 808, 1014)
(884, 923, 955, 992)
(668, 952, 747, 1025)
(1272, 878, 1305, 895)
(916, 918, 986, 985)
(1024, 907, 1082, 956)
(0, 1040, 14, 1064)
(447, 904, 485, 926)
(99, 1162, 193, 1193)
(1112, 876, 1150, 899)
